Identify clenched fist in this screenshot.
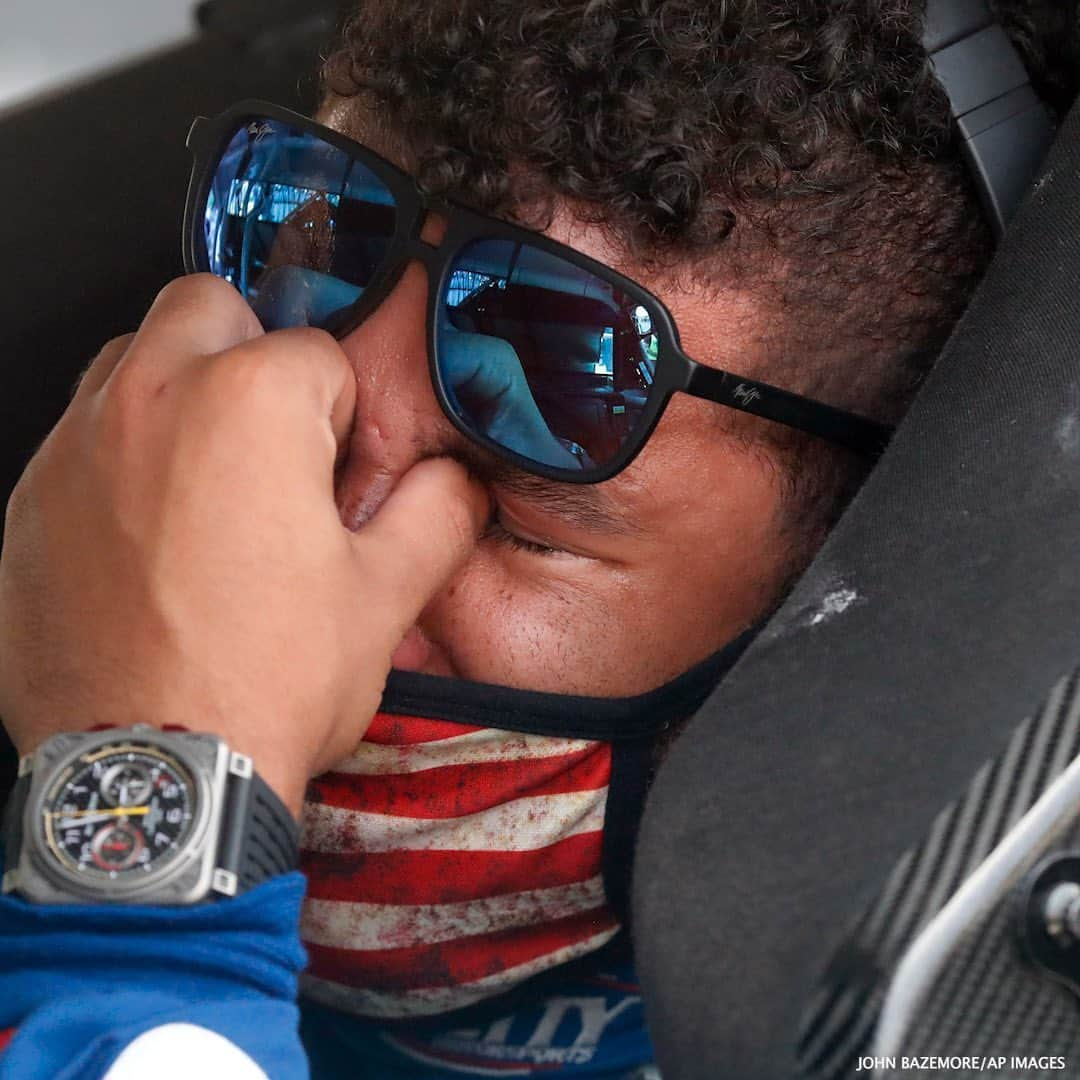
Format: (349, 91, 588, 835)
(0, 275, 488, 815)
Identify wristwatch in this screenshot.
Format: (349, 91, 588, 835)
(1, 724, 300, 905)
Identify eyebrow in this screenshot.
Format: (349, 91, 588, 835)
(495, 470, 642, 536)
(441, 448, 642, 536)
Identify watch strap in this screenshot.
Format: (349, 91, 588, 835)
(1, 761, 32, 887)
(215, 752, 301, 895)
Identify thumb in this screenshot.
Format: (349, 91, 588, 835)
(350, 458, 490, 643)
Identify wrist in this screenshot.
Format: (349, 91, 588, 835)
(3, 725, 300, 906)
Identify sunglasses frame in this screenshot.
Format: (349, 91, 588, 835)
(183, 100, 893, 484)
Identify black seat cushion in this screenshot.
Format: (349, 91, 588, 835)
(634, 98, 1080, 1079)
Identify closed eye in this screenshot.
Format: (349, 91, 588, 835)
(482, 513, 561, 556)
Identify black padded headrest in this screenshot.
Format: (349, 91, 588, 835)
(633, 98, 1080, 1079)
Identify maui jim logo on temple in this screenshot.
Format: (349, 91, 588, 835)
(247, 121, 275, 142)
(733, 383, 763, 408)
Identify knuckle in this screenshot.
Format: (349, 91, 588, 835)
(154, 275, 262, 343)
(96, 332, 135, 359)
(155, 273, 231, 312)
(101, 358, 156, 417)
(274, 326, 338, 350)
(272, 327, 348, 369)
(205, 345, 289, 404)
(209, 328, 346, 396)
(95, 363, 174, 445)
(74, 333, 128, 395)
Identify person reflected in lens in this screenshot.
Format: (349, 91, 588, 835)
(205, 120, 395, 330)
(435, 239, 657, 471)
(437, 311, 589, 471)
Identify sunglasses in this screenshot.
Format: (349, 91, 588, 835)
(183, 101, 893, 484)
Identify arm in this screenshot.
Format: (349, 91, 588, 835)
(0, 873, 307, 1080)
(0, 275, 489, 1077)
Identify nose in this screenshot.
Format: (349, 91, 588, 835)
(334, 259, 469, 529)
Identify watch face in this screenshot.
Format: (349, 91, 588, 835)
(40, 741, 199, 882)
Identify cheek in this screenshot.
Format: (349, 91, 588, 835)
(421, 551, 611, 691)
(419, 534, 771, 696)
(417, 407, 795, 697)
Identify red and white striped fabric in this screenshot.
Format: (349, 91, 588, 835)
(298, 712, 621, 1019)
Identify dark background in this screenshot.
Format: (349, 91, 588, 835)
(0, 0, 353, 788)
(0, 0, 353, 542)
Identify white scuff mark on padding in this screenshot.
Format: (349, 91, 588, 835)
(808, 587, 860, 627)
(1031, 168, 1054, 196)
(1056, 412, 1080, 456)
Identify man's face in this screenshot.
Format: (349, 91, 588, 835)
(325, 117, 799, 697)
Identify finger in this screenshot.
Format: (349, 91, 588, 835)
(351, 458, 490, 636)
(119, 274, 264, 380)
(203, 326, 357, 464)
(327, 349, 358, 463)
(72, 334, 135, 401)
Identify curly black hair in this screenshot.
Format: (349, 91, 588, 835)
(322, 0, 1080, 549)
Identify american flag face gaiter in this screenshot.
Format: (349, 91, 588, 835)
(298, 711, 621, 1019)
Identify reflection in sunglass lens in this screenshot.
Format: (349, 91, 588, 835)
(435, 238, 659, 473)
(203, 119, 397, 331)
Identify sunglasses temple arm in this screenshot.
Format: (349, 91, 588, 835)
(685, 363, 895, 459)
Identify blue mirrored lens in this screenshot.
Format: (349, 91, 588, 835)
(204, 119, 397, 331)
(436, 238, 658, 472)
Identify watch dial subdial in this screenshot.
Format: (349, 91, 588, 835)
(100, 761, 153, 807)
(43, 743, 197, 881)
(90, 821, 145, 871)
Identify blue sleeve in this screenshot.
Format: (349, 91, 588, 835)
(0, 866, 310, 1080)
